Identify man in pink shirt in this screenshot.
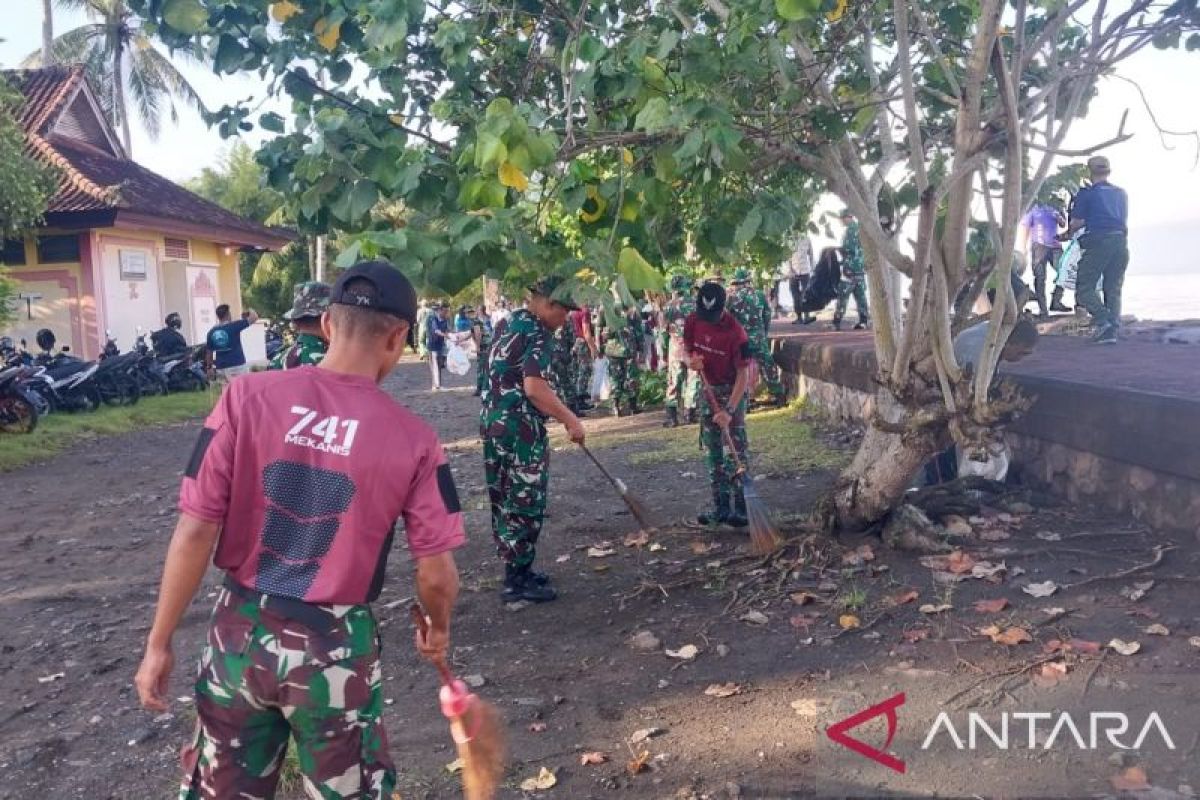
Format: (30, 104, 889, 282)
(134, 261, 464, 800)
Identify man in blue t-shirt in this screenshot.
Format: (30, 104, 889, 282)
(206, 303, 259, 384)
(424, 302, 451, 390)
(1068, 155, 1129, 344)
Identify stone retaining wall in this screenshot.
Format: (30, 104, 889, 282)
(774, 340, 1200, 535)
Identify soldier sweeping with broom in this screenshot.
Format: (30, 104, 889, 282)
(685, 280, 752, 529)
(134, 261, 468, 800)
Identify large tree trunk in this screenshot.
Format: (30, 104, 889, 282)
(830, 391, 939, 531)
(113, 47, 133, 156)
(41, 0, 53, 65)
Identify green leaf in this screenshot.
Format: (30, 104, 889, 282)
(617, 246, 663, 292)
(162, 0, 208, 34)
(335, 240, 363, 269)
(673, 128, 704, 162)
(259, 112, 285, 133)
(634, 97, 671, 133)
(735, 208, 762, 247)
(775, 0, 821, 22)
(655, 29, 681, 61)
(348, 180, 379, 220)
(363, 15, 408, 50)
(578, 35, 607, 63)
(474, 133, 507, 171)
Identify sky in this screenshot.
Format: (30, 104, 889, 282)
(2, 1, 1198, 274)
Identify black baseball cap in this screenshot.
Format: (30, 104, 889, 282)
(331, 260, 418, 324)
(695, 281, 726, 323)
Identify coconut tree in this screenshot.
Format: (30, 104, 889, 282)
(41, 0, 54, 65)
(23, 0, 204, 156)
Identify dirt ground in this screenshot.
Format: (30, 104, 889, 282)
(2, 356, 1198, 799)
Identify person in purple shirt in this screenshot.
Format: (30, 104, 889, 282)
(1019, 200, 1067, 316)
(1068, 155, 1129, 344)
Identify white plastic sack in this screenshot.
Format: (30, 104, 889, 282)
(446, 343, 471, 376)
(957, 443, 1010, 482)
(1056, 235, 1083, 291)
(591, 357, 611, 402)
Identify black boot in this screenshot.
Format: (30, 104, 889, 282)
(1049, 287, 1070, 313)
(501, 564, 557, 603)
(728, 490, 748, 528)
(685, 407, 699, 425)
(698, 490, 731, 526)
(663, 406, 679, 428)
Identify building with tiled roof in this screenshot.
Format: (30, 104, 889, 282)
(1, 65, 293, 359)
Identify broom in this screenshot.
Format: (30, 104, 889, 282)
(697, 374, 782, 555)
(410, 605, 505, 800)
(578, 443, 657, 532)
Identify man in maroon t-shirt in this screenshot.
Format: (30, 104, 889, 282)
(684, 281, 752, 528)
(134, 261, 464, 799)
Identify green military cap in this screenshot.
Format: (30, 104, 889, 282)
(283, 281, 332, 320)
(731, 267, 752, 285)
(669, 273, 693, 292)
(528, 275, 580, 310)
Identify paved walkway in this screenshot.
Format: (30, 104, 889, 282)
(770, 322, 1200, 400)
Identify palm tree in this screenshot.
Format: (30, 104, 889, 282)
(42, 0, 54, 65)
(23, 0, 204, 156)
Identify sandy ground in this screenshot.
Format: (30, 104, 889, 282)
(1, 355, 1198, 799)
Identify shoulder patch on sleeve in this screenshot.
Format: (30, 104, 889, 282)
(185, 427, 216, 478)
(436, 463, 462, 514)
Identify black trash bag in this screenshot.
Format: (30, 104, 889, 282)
(798, 247, 842, 313)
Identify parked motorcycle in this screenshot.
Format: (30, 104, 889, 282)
(158, 342, 209, 392)
(0, 364, 41, 433)
(33, 351, 102, 413)
(94, 332, 141, 406)
(132, 332, 170, 396)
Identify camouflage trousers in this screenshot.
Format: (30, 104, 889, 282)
(665, 342, 698, 411)
(749, 333, 786, 403)
(180, 585, 394, 800)
(484, 420, 550, 568)
(834, 274, 870, 325)
(550, 351, 575, 406)
(476, 347, 489, 395)
(608, 357, 640, 415)
(571, 338, 593, 404)
(699, 384, 749, 499)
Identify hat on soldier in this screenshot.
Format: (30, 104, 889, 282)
(669, 273, 693, 293)
(528, 275, 580, 310)
(330, 260, 419, 324)
(695, 281, 727, 323)
(731, 267, 752, 285)
(283, 281, 332, 321)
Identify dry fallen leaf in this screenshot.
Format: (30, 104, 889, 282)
(627, 750, 651, 776)
(1069, 639, 1102, 655)
(790, 591, 818, 606)
(580, 751, 608, 766)
(528, 721, 548, 733)
(1022, 581, 1059, 598)
(902, 627, 931, 643)
(1042, 606, 1066, 616)
(664, 644, 699, 661)
(947, 550, 977, 575)
(587, 546, 616, 558)
(704, 682, 742, 698)
(1144, 623, 1170, 636)
(919, 603, 952, 615)
(739, 610, 770, 626)
(838, 614, 861, 630)
(519, 766, 558, 791)
(1121, 580, 1155, 602)
(1033, 661, 1069, 687)
(445, 757, 463, 774)
(623, 531, 650, 548)
(888, 589, 920, 606)
(973, 597, 1010, 614)
(971, 561, 1007, 580)
(689, 540, 717, 555)
(629, 727, 665, 744)
(1109, 766, 1150, 792)
(986, 626, 1032, 646)
(1107, 638, 1141, 656)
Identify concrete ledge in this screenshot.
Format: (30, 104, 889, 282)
(771, 330, 1200, 533)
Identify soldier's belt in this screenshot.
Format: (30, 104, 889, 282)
(222, 574, 346, 632)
